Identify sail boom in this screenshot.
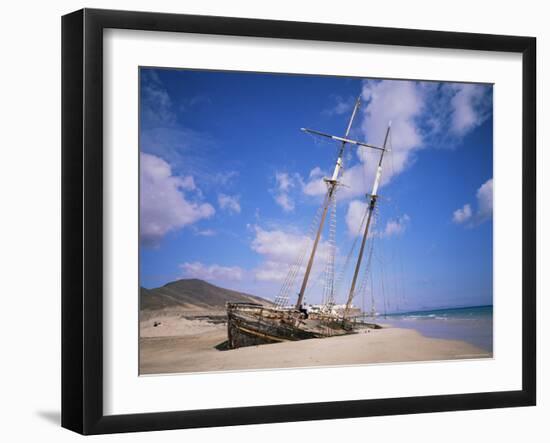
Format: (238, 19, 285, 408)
(300, 128, 384, 152)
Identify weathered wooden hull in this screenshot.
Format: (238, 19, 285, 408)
(226, 302, 359, 349)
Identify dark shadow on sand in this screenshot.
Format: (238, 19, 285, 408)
(215, 340, 230, 351)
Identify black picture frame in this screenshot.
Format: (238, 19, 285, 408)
(61, 8, 536, 435)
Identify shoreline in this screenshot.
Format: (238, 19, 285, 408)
(139, 311, 492, 375)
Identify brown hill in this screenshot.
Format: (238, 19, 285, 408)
(140, 278, 273, 312)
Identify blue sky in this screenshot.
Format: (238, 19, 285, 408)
(139, 67, 493, 312)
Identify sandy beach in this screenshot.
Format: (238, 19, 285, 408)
(139, 310, 491, 375)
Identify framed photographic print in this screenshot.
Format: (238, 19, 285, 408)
(61, 8, 536, 435)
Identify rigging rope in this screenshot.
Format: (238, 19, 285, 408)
(356, 212, 377, 306)
(321, 186, 337, 310)
(331, 193, 370, 304)
(274, 191, 329, 308)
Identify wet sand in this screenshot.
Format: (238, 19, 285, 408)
(139, 311, 491, 375)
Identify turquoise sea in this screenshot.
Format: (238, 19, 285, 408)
(370, 305, 493, 353)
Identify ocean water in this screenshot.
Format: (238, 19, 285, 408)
(370, 305, 493, 353)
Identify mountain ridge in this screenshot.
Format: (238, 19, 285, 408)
(140, 278, 273, 312)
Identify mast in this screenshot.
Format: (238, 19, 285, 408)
(295, 97, 361, 309)
(344, 123, 391, 317)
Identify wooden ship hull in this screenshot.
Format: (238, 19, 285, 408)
(226, 302, 357, 349)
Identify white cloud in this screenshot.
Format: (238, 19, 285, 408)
(251, 226, 311, 263)
(301, 79, 424, 201)
(346, 201, 410, 238)
(381, 214, 410, 237)
(361, 80, 424, 153)
(323, 95, 354, 116)
(141, 70, 175, 127)
(358, 80, 425, 187)
(275, 193, 295, 212)
(302, 173, 328, 197)
(194, 228, 216, 237)
(476, 178, 493, 221)
(307, 166, 366, 202)
(273, 172, 301, 212)
(253, 260, 289, 282)
(301, 80, 492, 202)
(218, 193, 241, 214)
(275, 172, 293, 192)
(450, 84, 492, 136)
(452, 178, 493, 225)
(140, 152, 215, 246)
(212, 170, 239, 186)
(250, 225, 331, 282)
(180, 262, 244, 281)
(453, 204, 473, 224)
(345, 200, 368, 237)
(309, 166, 325, 179)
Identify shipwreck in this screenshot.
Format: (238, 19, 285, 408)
(227, 96, 390, 349)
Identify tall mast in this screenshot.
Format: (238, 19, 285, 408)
(294, 97, 361, 309)
(344, 123, 391, 317)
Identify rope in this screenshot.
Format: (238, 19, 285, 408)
(357, 217, 377, 303)
(274, 192, 329, 307)
(331, 198, 370, 303)
(321, 186, 337, 310)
